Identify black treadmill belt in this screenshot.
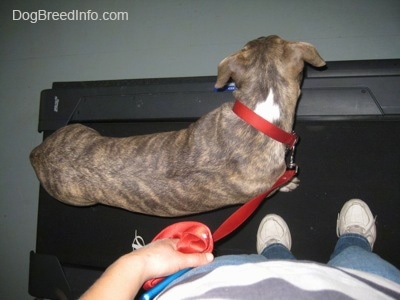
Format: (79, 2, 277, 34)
(36, 120, 400, 267)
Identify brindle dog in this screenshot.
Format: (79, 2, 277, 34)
(30, 35, 325, 217)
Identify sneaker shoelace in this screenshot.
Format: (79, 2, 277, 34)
(342, 215, 376, 240)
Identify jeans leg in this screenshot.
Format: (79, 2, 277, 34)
(260, 243, 296, 260)
(327, 233, 400, 284)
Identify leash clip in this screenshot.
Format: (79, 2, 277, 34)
(286, 135, 298, 172)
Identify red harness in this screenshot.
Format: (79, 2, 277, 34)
(143, 100, 298, 290)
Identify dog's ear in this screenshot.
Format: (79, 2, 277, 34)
(288, 42, 326, 68)
(214, 51, 245, 89)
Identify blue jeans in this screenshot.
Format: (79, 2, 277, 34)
(260, 233, 400, 284)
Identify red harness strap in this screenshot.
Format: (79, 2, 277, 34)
(143, 100, 298, 290)
(232, 100, 298, 148)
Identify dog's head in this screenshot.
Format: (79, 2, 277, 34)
(215, 35, 325, 111)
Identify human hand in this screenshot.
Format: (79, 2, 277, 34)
(130, 238, 214, 282)
(80, 238, 213, 300)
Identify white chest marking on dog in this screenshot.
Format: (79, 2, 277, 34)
(254, 89, 280, 122)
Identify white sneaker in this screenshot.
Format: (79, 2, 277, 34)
(256, 214, 292, 254)
(336, 199, 377, 249)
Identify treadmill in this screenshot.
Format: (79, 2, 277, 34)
(29, 59, 400, 299)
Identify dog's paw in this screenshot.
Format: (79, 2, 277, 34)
(279, 176, 300, 192)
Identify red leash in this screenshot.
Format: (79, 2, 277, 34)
(212, 168, 296, 241)
(143, 100, 298, 290)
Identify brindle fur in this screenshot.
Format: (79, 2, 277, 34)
(30, 35, 325, 217)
